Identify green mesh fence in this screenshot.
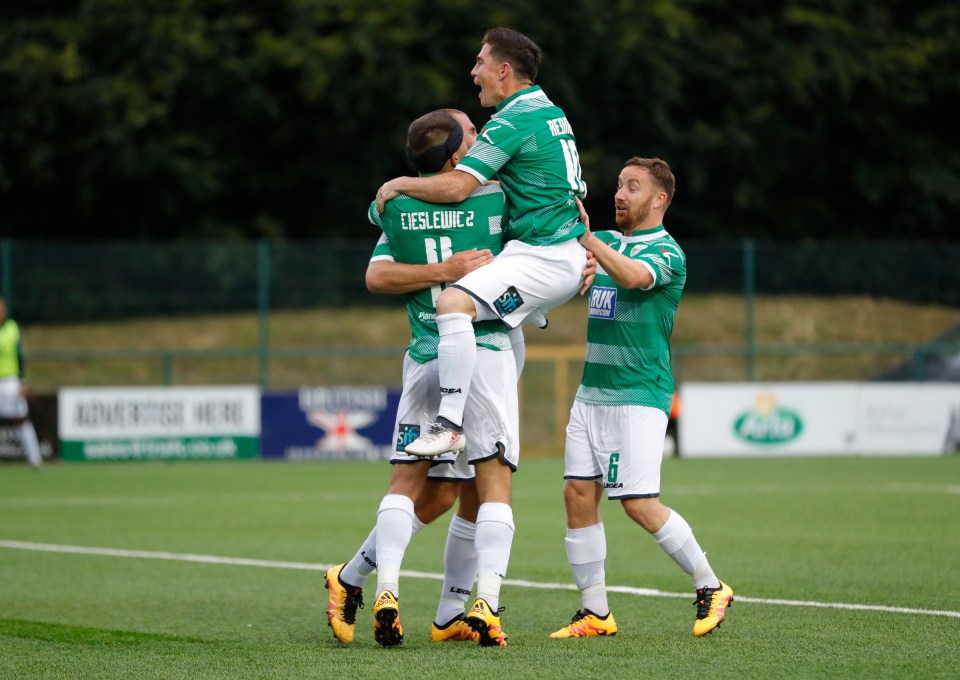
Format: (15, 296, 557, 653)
(4, 238, 959, 322)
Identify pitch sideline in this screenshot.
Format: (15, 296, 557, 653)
(2, 539, 958, 619)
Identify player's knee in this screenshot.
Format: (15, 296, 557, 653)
(414, 481, 458, 524)
(563, 479, 598, 513)
(621, 497, 666, 533)
(436, 287, 474, 317)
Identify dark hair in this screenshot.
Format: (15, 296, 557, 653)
(406, 111, 463, 174)
(624, 157, 676, 207)
(482, 27, 542, 84)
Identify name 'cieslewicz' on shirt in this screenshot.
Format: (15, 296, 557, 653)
(400, 210, 476, 230)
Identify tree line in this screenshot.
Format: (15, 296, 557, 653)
(1, 0, 957, 243)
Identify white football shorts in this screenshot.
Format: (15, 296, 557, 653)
(564, 401, 669, 499)
(390, 347, 519, 479)
(0, 377, 28, 419)
(453, 238, 586, 330)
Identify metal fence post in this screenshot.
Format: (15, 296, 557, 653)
(913, 347, 927, 381)
(162, 353, 173, 385)
(257, 240, 271, 388)
(743, 238, 756, 381)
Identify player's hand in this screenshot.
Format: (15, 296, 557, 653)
(375, 178, 404, 213)
(580, 249, 597, 296)
(443, 248, 494, 281)
(575, 198, 597, 295)
(575, 197, 594, 245)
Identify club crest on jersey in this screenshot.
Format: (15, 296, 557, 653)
(396, 423, 420, 452)
(494, 286, 524, 317)
(589, 286, 617, 320)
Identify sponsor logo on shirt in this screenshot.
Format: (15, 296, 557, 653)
(588, 286, 617, 320)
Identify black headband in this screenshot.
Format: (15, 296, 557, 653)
(405, 123, 464, 174)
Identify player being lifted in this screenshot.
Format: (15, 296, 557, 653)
(376, 27, 590, 458)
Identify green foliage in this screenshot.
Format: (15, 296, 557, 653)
(0, 0, 958, 241)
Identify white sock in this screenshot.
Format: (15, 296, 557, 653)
(507, 327, 526, 378)
(474, 502, 514, 611)
(653, 510, 720, 590)
(435, 515, 478, 625)
(375, 494, 416, 598)
(20, 421, 41, 467)
(340, 515, 427, 588)
(340, 527, 378, 588)
(565, 523, 609, 616)
(436, 313, 475, 428)
(341, 515, 426, 589)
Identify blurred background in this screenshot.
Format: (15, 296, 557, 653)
(1, 1, 959, 459)
(3, 1, 958, 242)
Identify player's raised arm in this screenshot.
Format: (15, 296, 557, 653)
(576, 198, 654, 290)
(375, 171, 480, 213)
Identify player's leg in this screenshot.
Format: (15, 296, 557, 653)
(459, 347, 518, 647)
(371, 460, 432, 647)
(507, 311, 548, 379)
(435, 286, 478, 429)
(19, 417, 41, 468)
(329, 467, 458, 645)
(326, 460, 434, 644)
(0, 380, 40, 468)
(466, 455, 513, 647)
(615, 405, 733, 637)
(326, 352, 437, 645)
(432, 467, 481, 642)
(551, 401, 617, 638)
(406, 240, 584, 458)
(404, 286, 476, 457)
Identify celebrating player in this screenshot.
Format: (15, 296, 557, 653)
(550, 158, 734, 639)
(376, 27, 590, 458)
(326, 109, 520, 648)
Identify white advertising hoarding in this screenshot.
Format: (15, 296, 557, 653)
(680, 382, 960, 458)
(58, 386, 261, 461)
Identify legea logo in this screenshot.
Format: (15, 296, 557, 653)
(733, 393, 803, 444)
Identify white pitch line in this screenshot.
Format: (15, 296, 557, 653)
(2, 540, 958, 619)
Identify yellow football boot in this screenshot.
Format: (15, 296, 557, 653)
(324, 564, 363, 643)
(693, 580, 734, 636)
(373, 590, 403, 647)
(431, 614, 480, 642)
(465, 598, 507, 647)
(549, 609, 618, 638)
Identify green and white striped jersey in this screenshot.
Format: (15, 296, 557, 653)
(368, 183, 512, 364)
(456, 86, 587, 247)
(575, 226, 686, 414)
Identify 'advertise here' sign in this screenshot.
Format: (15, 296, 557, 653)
(58, 386, 260, 461)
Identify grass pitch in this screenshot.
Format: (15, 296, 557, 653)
(1, 455, 958, 679)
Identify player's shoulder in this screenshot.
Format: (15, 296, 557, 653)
(658, 231, 685, 258)
(468, 182, 506, 199)
(594, 229, 620, 245)
(381, 193, 423, 218)
(367, 200, 383, 227)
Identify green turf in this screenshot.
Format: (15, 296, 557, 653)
(1, 456, 958, 679)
